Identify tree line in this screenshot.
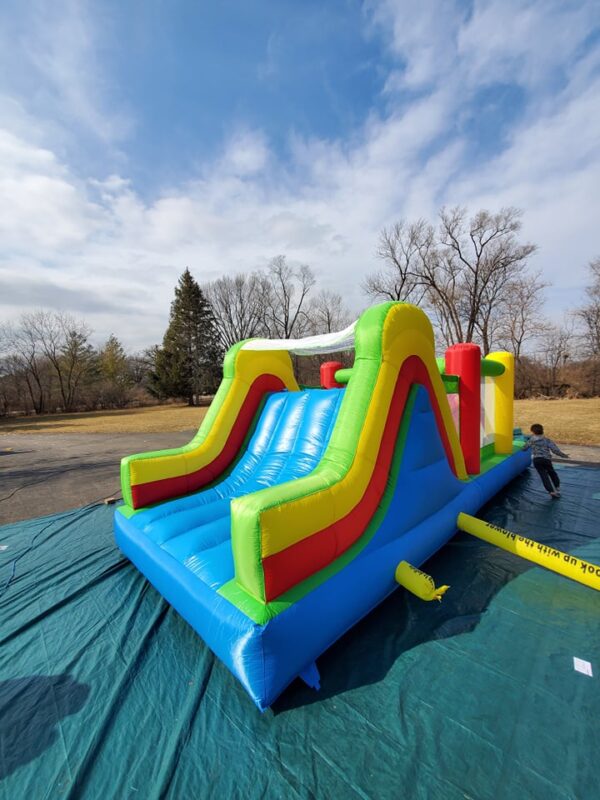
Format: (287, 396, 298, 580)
(0, 311, 150, 415)
(365, 207, 599, 398)
(0, 260, 352, 415)
(1, 205, 598, 416)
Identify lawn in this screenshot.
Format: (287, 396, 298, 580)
(514, 398, 600, 446)
(2, 397, 599, 445)
(0, 403, 207, 434)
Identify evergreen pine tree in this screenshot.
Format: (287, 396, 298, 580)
(97, 334, 131, 407)
(99, 334, 129, 386)
(153, 269, 223, 404)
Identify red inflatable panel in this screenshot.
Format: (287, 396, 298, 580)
(320, 361, 344, 389)
(445, 343, 481, 475)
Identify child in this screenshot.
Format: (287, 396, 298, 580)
(523, 423, 569, 498)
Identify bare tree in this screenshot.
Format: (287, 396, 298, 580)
(263, 255, 316, 338)
(363, 207, 536, 353)
(24, 311, 96, 412)
(1, 320, 51, 413)
(433, 207, 537, 352)
(365, 206, 538, 353)
(418, 244, 466, 347)
(575, 257, 600, 394)
(128, 350, 156, 387)
(205, 272, 270, 349)
(495, 272, 549, 360)
(538, 322, 573, 396)
(577, 257, 600, 357)
(363, 220, 432, 304)
(308, 289, 352, 334)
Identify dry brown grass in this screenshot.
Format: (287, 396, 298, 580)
(3, 397, 599, 445)
(514, 398, 600, 446)
(0, 404, 208, 434)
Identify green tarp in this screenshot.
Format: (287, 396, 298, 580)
(1, 462, 600, 799)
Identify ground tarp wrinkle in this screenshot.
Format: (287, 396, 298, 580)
(1, 463, 599, 799)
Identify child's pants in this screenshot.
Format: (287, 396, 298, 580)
(533, 457, 560, 493)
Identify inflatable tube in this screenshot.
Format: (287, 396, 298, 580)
(395, 561, 449, 601)
(457, 513, 600, 591)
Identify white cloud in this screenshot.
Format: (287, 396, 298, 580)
(364, 0, 600, 298)
(457, 0, 597, 91)
(367, 0, 466, 90)
(219, 129, 270, 177)
(0, 0, 598, 350)
(0, 0, 132, 148)
(0, 129, 102, 251)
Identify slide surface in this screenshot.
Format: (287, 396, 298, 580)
(122, 388, 344, 592)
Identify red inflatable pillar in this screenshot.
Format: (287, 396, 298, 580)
(445, 343, 481, 475)
(320, 361, 344, 389)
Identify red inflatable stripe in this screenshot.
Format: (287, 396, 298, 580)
(445, 343, 481, 474)
(262, 356, 457, 600)
(131, 374, 286, 508)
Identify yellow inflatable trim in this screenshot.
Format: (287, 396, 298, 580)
(258, 304, 466, 559)
(457, 513, 600, 592)
(129, 349, 298, 487)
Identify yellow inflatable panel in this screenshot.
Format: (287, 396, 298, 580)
(258, 304, 466, 558)
(487, 351, 514, 456)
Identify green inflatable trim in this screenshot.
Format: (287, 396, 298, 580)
(117, 394, 270, 520)
(438, 355, 505, 379)
(476, 441, 523, 477)
(481, 357, 506, 377)
(333, 368, 353, 384)
(120, 341, 247, 507)
(441, 374, 459, 394)
(230, 302, 396, 602)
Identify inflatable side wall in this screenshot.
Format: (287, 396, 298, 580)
(223, 303, 467, 614)
(120, 344, 298, 508)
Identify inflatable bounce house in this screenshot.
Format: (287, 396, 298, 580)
(114, 301, 531, 709)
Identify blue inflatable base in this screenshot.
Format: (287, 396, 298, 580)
(115, 388, 531, 710)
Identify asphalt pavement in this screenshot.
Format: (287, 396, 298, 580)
(0, 431, 194, 525)
(1, 432, 599, 526)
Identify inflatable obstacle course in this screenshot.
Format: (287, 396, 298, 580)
(115, 301, 531, 709)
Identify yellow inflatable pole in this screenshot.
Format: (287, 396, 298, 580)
(395, 561, 449, 602)
(486, 351, 514, 455)
(457, 513, 600, 591)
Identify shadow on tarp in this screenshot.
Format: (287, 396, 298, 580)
(0, 674, 89, 779)
(274, 465, 598, 712)
(273, 483, 528, 712)
(1, 461, 599, 799)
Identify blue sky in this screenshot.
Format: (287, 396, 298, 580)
(0, 0, 599, 348)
